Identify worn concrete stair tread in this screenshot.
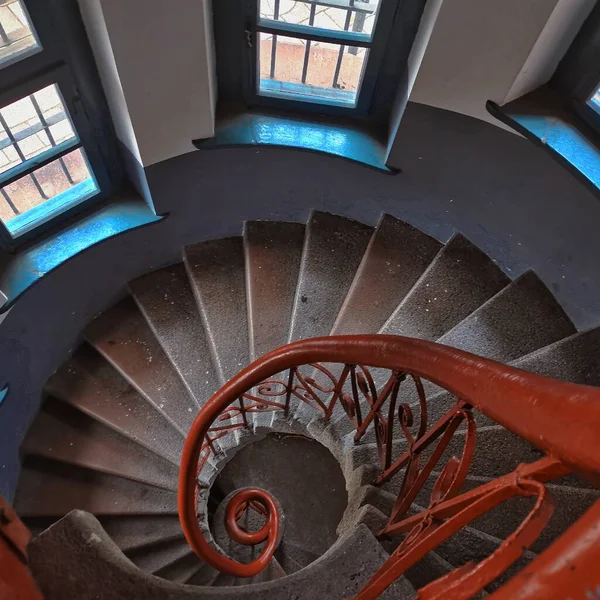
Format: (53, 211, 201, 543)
(332, 214, 442, 335)
(98, 515, 184, 552)
(288, 211, 374, 342)
(129, 263, 221, 404)
(245, 220, 306, 361)
(84, 296, 199, 435)
(184, 237, 250, 384)
(427, 512, 537, 592)
(275, 541, 319, 574)
(421, 326, 600, 428)
(28, 512, 416, 599)
(415, 473, 600, 555)
(14, 458, 178, 518)
(511, 326, 600, 385)
(44, 344, 183, 465)
(213, 558, 286, 587)
(127, 538, 195, 574)
(405, 550, 475, 594)
(438, 270, 576, 363)
(21, 398, 179, 491)
(380, 234, 510, 341)
(154, 551, 205, 584)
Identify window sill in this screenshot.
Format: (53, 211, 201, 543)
(487, 86, 600, 199)
(0, 197, 165, 313)
(193, 107, 397, 174)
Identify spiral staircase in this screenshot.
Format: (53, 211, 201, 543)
(11, 211, 600, 599)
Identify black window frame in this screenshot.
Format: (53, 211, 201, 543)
(552, 2, 600, 134)
(241, 0, 402, 117)
(0, 0, 119, 250)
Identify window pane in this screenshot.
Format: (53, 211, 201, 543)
(0, 83, 77, 176)
(0, 148, 98, 237)
(259, 0, 381, 38)
(259, 33, 368, 106)
(589, 86, 600, 113)
(0, 0, 41, 69)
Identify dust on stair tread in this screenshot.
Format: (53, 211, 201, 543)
(85, 296, 200, 435)
(129, 263, 221, 404)
(44, 344, 184, 465)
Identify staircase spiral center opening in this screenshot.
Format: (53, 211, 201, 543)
(208, 432, 348, 575)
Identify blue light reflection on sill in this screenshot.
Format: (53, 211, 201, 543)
(6, 177, 99, 238)
(0, 200, 163, 312)
(193, 111, 393, 173)
(259, 79, 357, 107)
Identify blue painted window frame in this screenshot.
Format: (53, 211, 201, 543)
(241, 0, 401, 117)
(0, 0, 115, 250)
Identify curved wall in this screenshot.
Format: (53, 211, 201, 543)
(2, 102, 599, 499)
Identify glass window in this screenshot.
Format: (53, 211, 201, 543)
(0, 147, 98, 237)
(259, 33, 368, 105)
(255, 0, 385, 110)
(259, 0, 382, 39)
(0, 83, 99, 238)
(588, 85, 600, 113)
(0, 0, 41, 70)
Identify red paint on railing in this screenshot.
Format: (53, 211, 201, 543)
(178, 335, 600, 597)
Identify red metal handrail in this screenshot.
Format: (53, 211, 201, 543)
(178, 335, 600, 597)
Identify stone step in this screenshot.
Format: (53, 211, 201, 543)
(429, 516, 536, 592)
(405, 550, 469, 594)
(332, 214, 442, 335)
(512, 326, 600, 384)
(275, 541, 319, 574)
(154, 552, 205, 584)
(439, 270, 575, 362)
(127, 538, 194, 574)
(380, 234, 510, 341)
(129, 263, 220, 406)
(44, 345, 183, 466)
(184, 237, 250, 383)
(420, 326, 600, 428)
(21, 398, 179, 491)
(414, 474, 599, 555)
(14, 458, 178, 517)
(288, 211, 373, 342)
(98, 515, 184, 552)
(28, 513, 417, 600)
(85, 297, 199, 436)
(245, 220, 305, 361)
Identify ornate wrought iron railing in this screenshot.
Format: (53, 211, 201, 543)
(178, 335, 600, 598)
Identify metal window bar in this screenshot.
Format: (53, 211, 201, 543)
(1, 186, 18, 215)
(294, 0, 375, 15)
(332, 0, 354, 88)
(349, 0, 368, 55)
(30, 94, 74, 184)
(301, 3, 317, 83)
(0, 110, 47, 200)
(269, 0, 280, 78)
(0, 2, 31, 50)
(0, 19, 9, 47)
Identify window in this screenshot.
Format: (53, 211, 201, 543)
(244, 0, 399, 115)
(551, 2, 600, 135)
(0, 0, 115, 248)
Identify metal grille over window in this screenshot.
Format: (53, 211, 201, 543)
(0, 0, 41, 69)
(0, 83, 98, 238)
(257, 0, 381, 107)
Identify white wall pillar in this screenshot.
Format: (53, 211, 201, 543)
(409, 0, 596, 128)
(78, 0, 216, 168)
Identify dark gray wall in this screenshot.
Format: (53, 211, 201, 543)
(2, 102, 600, 500)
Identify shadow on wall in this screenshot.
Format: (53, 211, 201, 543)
(1, 101, 600, 500)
